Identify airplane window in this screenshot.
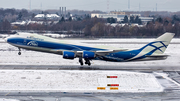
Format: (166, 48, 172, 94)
(15, 33, 19, 35)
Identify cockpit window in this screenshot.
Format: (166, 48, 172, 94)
(30, 36, 34, 38)
(15, 33, 19, 35)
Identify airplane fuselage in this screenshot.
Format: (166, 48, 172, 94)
(5, 32, 174, 65)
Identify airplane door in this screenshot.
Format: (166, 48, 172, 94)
(23, 39, 27, 45)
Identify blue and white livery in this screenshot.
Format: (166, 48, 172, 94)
(5, 32, 175, 66)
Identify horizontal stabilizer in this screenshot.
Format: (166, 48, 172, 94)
(144, 55, 169, 60)
(145, 55, 169, 58)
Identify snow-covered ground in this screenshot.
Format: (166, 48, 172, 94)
(0, 70, 163, 93)
(0, 98, 19, 101)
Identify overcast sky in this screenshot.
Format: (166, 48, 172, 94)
(0, 0, 179, 12)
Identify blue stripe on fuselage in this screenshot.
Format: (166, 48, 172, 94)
(7, 37, 107, 51)
(101, 49, 141, 61)
(113, 50, 140, 60)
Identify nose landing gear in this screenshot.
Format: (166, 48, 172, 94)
(18, 48, 21, 55)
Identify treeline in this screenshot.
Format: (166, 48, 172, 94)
(0, 8, 30, 22)
(1, 16, 180, 38)
(0, 8, 180, 37)
(11, 16, 180, 38)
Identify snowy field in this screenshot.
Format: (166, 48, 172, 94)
(0, 70, 163, 93)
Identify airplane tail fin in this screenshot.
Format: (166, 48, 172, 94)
(139, 32, 175, 55)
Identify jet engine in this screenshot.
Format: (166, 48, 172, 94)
(63, 51, 75, 59)
(82, 51, 95, 59)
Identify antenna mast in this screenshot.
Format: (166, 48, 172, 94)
(29, 0, 31, 10)
(128, 0, 130, 10)
(107, 0, 109, 13)
(156, 3, 157, 12)
(139, 3, 140, 11)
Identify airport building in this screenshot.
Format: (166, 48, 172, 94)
(130, 14, 154, 23)
(140, 17, 154, 22)
(91, 12, 153, 23)
(91, 12, 126, 22)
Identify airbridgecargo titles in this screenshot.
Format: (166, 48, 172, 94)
(5, 32, 175, 66)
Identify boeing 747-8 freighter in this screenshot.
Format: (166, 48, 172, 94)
(5, 32, 175, 66)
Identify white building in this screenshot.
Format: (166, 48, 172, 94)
(34, 14, 45, 18)
(11, 21, 27, 26)
(140, 17, 154, 22)
(91, 12, 154, 23)
(46, 14, 60, 19)
(129, 14, 154, 23)
(91, 13, 126, 22)
(130, 14, 141, 17)
(34, 14, 60, 19)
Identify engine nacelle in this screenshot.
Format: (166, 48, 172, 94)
(83, 51, 95, 59)
(63, 51, 75, 59)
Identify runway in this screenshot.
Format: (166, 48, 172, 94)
(1, 92, 180, 101)
(0, 65, 180, 72)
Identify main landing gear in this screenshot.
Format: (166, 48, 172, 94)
(85, 59, 91, 66)
(18, 48, 21, 55)
(79, 57, 83, 66)
(79, 57, 91, 66)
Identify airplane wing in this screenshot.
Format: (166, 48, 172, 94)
(93, 49, 128, 56)
(51, 49, 128, 57)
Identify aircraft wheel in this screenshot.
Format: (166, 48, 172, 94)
(80, 62, 83, 66)
(85, 59, 91, 66)
(79, 57, 83, 66)
(18, 52, 21, 55)
(88, 63, 91, 66)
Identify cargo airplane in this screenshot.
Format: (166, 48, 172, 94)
(5, 32, 175, 66)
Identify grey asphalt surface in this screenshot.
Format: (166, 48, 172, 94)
(0, 65, 179, 72)
(1, 91, 180, 101)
